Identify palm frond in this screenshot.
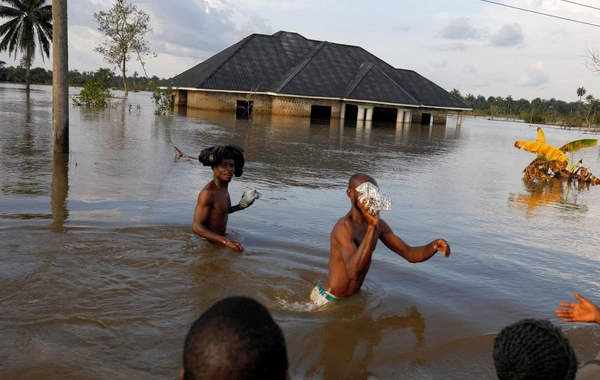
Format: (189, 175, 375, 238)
(514, 140, 568, 162)
(536, 127, 546, 143)
(558, 139, 598, 153)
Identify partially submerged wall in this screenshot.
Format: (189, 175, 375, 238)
(174, 90, 446, 124)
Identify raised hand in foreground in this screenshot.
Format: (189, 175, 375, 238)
(555, 292, 600, 325)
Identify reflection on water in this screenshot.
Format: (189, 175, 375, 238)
(509, 178, 589, 217)
(304, 306, 426, 379)
(51, 153, 69, 230)
(2, 84, 600, 379)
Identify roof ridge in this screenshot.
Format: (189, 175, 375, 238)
(394, 68, 471, 109)
(196, 34, 256, 88)
(344, 63, 373, 97)
(373, 65, 420, 104)
(347, 64, 420, 104)
(270, 41, 328, 92)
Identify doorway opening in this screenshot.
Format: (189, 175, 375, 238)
(236, 100, 253, 119)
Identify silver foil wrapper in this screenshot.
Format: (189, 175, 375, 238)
(356, 182, 392, 215)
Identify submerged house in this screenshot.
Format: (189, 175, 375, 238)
(171, 31, 471, 125)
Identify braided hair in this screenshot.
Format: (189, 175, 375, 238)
(493, 318, 578, 380)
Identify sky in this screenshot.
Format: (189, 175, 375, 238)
(1, 0, 600, 103)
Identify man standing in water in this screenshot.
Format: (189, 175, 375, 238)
(192, 145, 259, 252)
(311, 173, 451, 307)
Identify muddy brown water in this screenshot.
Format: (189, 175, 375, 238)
(2, 83, 600, 379)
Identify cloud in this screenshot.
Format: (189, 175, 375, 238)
(438, 17, 481, 40)
(434, 42, 471, 52)
(430, 59, 449, 69)
(517, 62, 550, 87)
(62, 0, 273, 77)
(490, 24, 524, 47)
(393, 24, 410, 33)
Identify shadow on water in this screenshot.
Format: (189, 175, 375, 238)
(300, 306, 426, 379)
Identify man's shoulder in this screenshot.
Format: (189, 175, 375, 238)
(331, 214, 354, 236)
(198, 181, 217, 199)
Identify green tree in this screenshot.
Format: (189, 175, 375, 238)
(93, 0, 152, 97)
(465, 93, 475, 106)
(577, 86, 586, 111)
(72, 68, 113, 108)
(450, 88, 462, 100)
(584, 94, 597, 128)
(93, 67, 114, 89)
(506, 95, 513, 114)
(6, 65, 24, 82)
(29, 66, 49, 83)
(0, 0, 52, 92)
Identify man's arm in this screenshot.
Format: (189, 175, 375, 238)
(228, 203, 245, 213)
(229, 189, 259, 213)
(192, 190, 243, 252)
(332, 218, 378, 282)
(333, 199, 381, 282)
(378, 220, 450, 263)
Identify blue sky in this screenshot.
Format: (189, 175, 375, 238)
(2, 0, 599, 102)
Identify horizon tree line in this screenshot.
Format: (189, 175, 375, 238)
(450, 88, 600, 128)
(0, 62, 171, 91)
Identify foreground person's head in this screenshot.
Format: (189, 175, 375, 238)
(493, 318, 577, 380)
(180, 296, 289, 380)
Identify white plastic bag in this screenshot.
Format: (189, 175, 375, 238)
(240, 188, 261, 208)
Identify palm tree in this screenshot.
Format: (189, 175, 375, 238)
(0, 0, 52, 92)
(577, 86, 586, 112)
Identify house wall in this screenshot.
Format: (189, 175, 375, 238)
(271, 97, 342, 118)
(174, 90, 447, 123)
(175, 90, 343, 118)
(175, 90, 273, 114)
(411, 108, 448, 125)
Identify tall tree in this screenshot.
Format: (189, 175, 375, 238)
(577, 86, 586, 111)
(506, 95, 513, 114)
(93, 0, 151, 97)
(450, 88, 462, 100)
(0, 0, 52, 92)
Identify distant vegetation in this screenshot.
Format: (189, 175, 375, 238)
(1, 63, 598, 126)
(450, 88, 600, 129)
(0, 64, 171, 91)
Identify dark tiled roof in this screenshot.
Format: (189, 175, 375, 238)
(392, 69, 469, 109)
(172, 31, 471, 110)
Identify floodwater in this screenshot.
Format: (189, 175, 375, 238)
(2, 83, 600, 379)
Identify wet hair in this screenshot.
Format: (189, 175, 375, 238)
(493, 318, 578, 380)
(182, 296, 288, 380)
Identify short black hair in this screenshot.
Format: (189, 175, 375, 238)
(493, 318, 577, 380)
(182, 296, 288, 380)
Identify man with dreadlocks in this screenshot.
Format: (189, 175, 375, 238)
(192, 145, 260, 252)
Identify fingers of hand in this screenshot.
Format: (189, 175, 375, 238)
(558, 302, 576, 308)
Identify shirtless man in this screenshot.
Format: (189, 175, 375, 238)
(192, 146, 256, 252)
(311, 173, 451, 306)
